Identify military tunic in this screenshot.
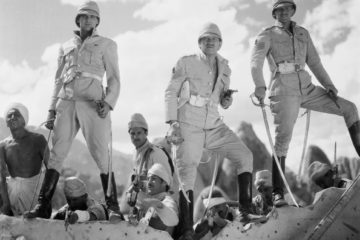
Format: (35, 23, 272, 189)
(251, 21, 359, 157)
(165, 52, 253, 191)
(48, 29, 120, 172)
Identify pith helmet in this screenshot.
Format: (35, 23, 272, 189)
(198, 22, 222, 42)
(75, 1, 100, 27)
(272, 0, 296, 19)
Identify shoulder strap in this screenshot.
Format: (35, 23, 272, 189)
(156, 145, 175, 176)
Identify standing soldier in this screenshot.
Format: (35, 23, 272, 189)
(251, 0, 360, 207)
(25, 1, 121, 219)
(165, 22, 264, 239)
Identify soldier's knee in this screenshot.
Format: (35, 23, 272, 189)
(342, 101, 359, 126)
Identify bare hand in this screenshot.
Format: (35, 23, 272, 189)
(166, 122, 183, 145)
(95, 100, 111, 118)
(254, 87, 266, 103)
(45, 110, 56, 130)
(67, 211, 79, 224)
(220, 95, 233, 109)
(326, 85, 338, 99)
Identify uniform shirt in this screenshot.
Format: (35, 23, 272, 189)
(52, 196, 107, 221)
(165, 52, 231, 129)
(50, 29, 120, 110)
(137, 192, 179, 229)
(251, 21, 335, 97)
(132, 140, 173, 188)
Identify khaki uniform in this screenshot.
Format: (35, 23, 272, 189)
(137, 192, 179, 231)
(251, 21, 359, 157)
(132, 140, 175, 192)
(165, 52, 253, 191)
(48, 29, 120, 172)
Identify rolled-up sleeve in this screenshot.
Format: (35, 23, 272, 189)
(157, 196, 179, 227)
(49, 47, 65, 110)
(165, 58, 187, 123)
(250, 31, 271, 89)
(103, 40, 121, 110)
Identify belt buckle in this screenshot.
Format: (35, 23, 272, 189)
(294, 64, 301, 72)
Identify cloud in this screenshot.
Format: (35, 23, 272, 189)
(1, 0, 359, 173)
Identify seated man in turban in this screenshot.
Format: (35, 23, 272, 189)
(252, 170, 274, 216)
(136, 163, 179, 235)
(0, 103, 49, 216)
(193, 188, 237, 240)
(308, 161, 352, 189)
(52, 176, 107, 223)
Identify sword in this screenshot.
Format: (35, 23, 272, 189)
(171, 143, 190, 203)
(250, 94, 299, 208)
(297, 110, 311, 183)
(203, 152, 220, 217)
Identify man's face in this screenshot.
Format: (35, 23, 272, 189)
(258, 185, 273, 198)
(6, 109, 25, 130)
(199, 35, 222, 56)
(66, 194, 88, 211)
(147, 174, 166, 196)
(78, 14, 99, 32)
(209, 203, 228, 219)
(273, 5, 295, 23)
(129, 127, 148, 148)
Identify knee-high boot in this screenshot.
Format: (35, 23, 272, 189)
(238, 172, 267, 224)
(177, 190, 194, 240)
(100, 172, 124, 221)
(349, 121, 360, 156)
(272, 156, 288, 207)
(24, 169, 60, 219)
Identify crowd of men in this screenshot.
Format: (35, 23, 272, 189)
(1, 0, 359, 240)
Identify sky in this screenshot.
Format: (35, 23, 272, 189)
(0, 0, 359, 173)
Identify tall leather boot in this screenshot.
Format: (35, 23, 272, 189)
(238, 172, 267, 224)
(272, 156, 288, 207)
(178, 190, 194, 240)
(349, 121, 360, 156)
(100, 172, 124, 222)
(24, 169, 60, 219)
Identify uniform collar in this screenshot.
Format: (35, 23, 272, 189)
(136, 139, 151, 153)
(274, 20, 297, 29)
(73, 28, 99, 41)
(198, 51, 227, 65)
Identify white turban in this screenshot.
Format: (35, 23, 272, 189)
(64, 177, 87, 198)
(148, 163, 172, 187)
(4, 102, 29, 126)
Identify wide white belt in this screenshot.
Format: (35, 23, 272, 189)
(80, 72, 103, 82)
(277, 62, 304, 74)
(189, 95, 216, 107)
